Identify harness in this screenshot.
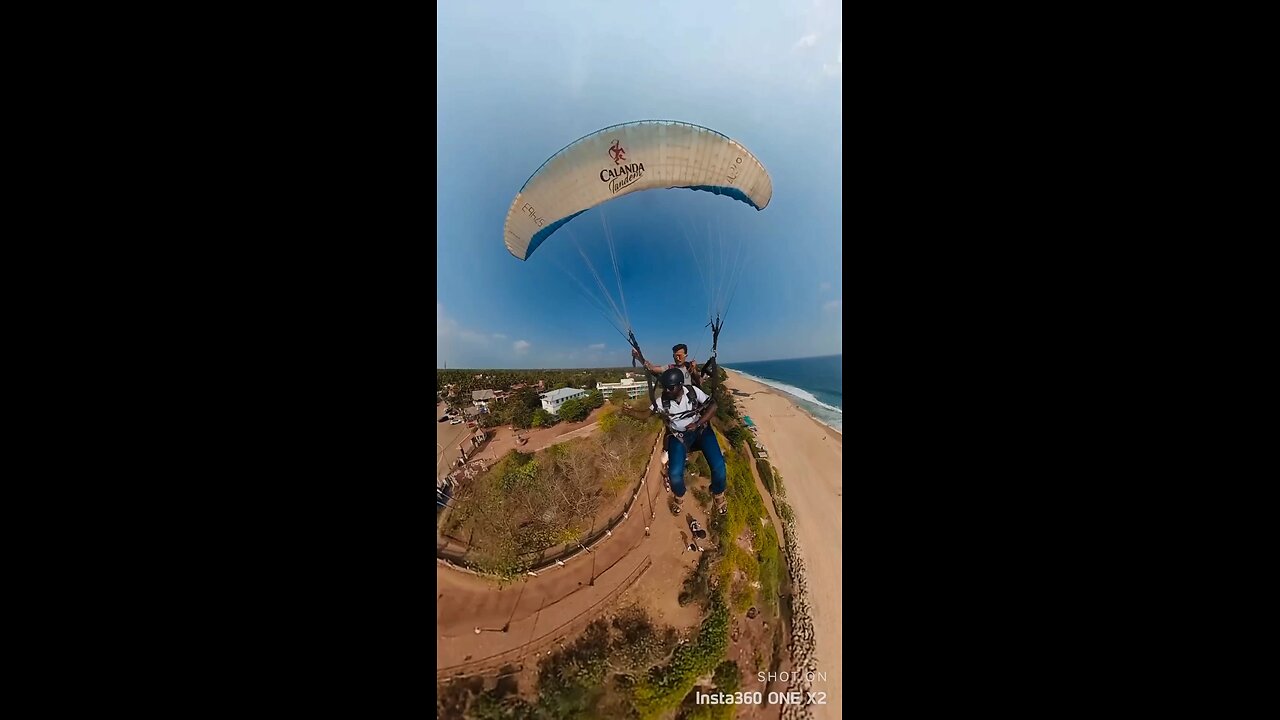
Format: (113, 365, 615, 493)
(661, 385, 709, 449)
(625, 317, 723, 432)
(662, 384, 706, 419)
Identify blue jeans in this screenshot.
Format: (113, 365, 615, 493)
(667, 426, 727, 498)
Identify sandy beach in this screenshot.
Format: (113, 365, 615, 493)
(724, 370, 843, 720)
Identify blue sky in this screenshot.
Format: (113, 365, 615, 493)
(437, 0, 842, 369)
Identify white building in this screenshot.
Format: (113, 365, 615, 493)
(540, 387, 587, 414)
(596, 377, 646, 399)
(471, 389, 495, 408)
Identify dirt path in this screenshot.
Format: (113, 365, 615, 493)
(523, 421, 599, 453)
(437, 432, 705, 675)
(455, 405, 610, 470)
(742, 443, 787, 545)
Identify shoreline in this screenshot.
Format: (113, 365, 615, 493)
(721, 369, 842, 720)
(722, 368, 843, 438)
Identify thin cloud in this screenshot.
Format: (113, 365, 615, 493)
(439, 303, 501, 367)
(513, 340, 531, 354)
(795, 33, 818, 48)
(492, 333, 507, 340)
(588, 343, 606, 351)
(822, 42, 842, 76)
(438, 304, 491, 345)
(820, 282, 831, 291)
(824, 299, 842, 312)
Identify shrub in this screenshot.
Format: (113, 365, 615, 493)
(598, 404, 620, 432)
(678, 552, 713, 608)
(712, 660, 741, 693)
(558, 397, 592, 422)
(756, 460, 774, 493)
(724, 426, 746, 449)
(691, 487, 712, 508)
(690, 453, 711, 478)
(631, 598, 730, 719)
(758, 534, 781, 613)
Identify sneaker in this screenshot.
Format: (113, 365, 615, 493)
(669, 497, 683, 515)
(714, 494, 728, 515)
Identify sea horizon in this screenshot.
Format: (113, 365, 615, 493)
(722, 354, 842, 433)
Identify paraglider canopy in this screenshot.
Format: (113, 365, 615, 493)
(503, 120, 773, 261)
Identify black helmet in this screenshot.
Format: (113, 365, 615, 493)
(660, 368, 685, 389)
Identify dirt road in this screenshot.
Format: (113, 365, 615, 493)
(437, 432, 706, 675)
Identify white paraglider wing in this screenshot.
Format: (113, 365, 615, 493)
(503, 120, 772, 261)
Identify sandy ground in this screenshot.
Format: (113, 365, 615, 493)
(724, 371, 843, 720)
(437, 403, 611, 483)
(437, 432, 708, 676)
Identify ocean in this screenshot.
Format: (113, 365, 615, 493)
(722, 354, 843, 433)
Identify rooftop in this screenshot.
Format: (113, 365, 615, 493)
(471, 389, 495, 400)
(540, 387, 586, 402)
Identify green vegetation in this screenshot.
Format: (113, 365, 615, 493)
(438, 368, 634, 398)
(679, 661, 742, 720)
(437, 606, 680, 720)
(436, 666, 530, 720)
(676, 427, 785, 617)
(723, 425, 746, 449)
(532, 603, 717, 720)
(679, 551, 713, 607)
(709, 368, 738, 425)
(439, 369, 629, 430)
(768, 466, 795, 523)
(712, 660, 741, 693)
(711, 429, 783, 614)
(632, 598, 731, 719)
(755, 458, 774, 493)
(690, 486, 712, 509)
(439, 372, 790, 719)
(448, 413, 658, 581)
(689, 452, 711, 478)
(530, 407, 556, 428)
(596, 406, 617, 431)
(758, 533, 781, 615)
(557, 389, 604, 422)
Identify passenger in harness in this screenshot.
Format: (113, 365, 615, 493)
(653, 367, 728, 516)
(635, 343, 712, 492)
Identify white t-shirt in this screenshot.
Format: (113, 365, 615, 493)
(652, 386, 711, 431)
